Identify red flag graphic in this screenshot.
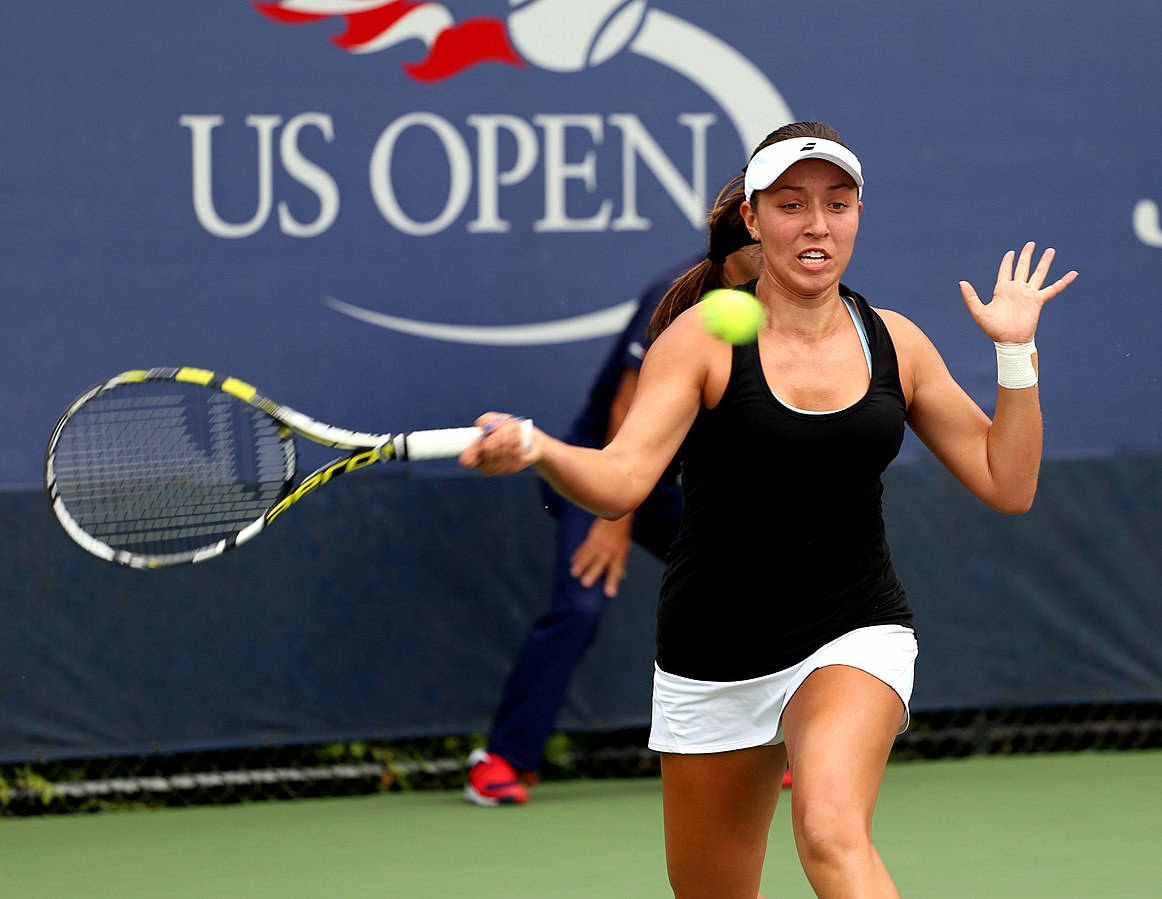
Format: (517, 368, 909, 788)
(404, 18, 524, 82)
(254, 2, 526, 82)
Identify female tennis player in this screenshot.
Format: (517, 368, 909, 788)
(466, 178, 763, 807)
(460, 121, 1077, 898)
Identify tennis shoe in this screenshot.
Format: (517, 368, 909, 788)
(464, 749, 529, 806)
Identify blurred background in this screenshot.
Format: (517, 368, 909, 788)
(2, 0, 1159, 823)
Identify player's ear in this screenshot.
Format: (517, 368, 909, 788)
(740, 198, 759, 240)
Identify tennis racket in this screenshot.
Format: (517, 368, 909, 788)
(45, 366, 527, 569)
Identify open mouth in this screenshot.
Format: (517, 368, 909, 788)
(797, 250, 829, 266)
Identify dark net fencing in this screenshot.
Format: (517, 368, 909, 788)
(5, 702, 1162, 816)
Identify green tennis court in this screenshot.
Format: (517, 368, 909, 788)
(4, 751, 1159, 897)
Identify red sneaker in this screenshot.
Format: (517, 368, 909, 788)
(464, 749, 529, 806)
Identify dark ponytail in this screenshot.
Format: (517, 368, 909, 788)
(648, 174, 749, 338)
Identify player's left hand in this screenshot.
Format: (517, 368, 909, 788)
(959, 242, 1078, 343)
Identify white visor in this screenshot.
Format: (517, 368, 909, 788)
(744, 137, 864, 200)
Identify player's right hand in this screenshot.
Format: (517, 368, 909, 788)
(459, 413, 539, 475)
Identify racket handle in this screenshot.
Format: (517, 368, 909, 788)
(395, 420, 534, 461)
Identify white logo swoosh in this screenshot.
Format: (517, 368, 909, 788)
(631, 9, 792, 151)
(324, 294, 638, 345)
(327, 9, 791, 346)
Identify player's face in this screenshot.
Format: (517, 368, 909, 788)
(742, 159, 861, 300)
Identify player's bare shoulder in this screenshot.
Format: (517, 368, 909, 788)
(875, 306, 941, 359)
(649, 302, 727, 357)
(875, 306, 922, 343)
(874, 305, 950, 404)
(642, 303, 731, 400)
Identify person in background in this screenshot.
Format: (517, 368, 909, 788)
(465, 179, 763, 806)
(460, 120, 1077, 896)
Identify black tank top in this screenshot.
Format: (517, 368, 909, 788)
(656, 284, 914, 681)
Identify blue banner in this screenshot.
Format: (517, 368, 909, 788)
(3, 1, 1161, 490)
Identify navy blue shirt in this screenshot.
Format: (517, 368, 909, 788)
(565, 257, 701, 481)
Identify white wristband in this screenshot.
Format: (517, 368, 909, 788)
(995, 340, 1038, 389)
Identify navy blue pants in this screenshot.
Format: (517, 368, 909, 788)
(487, 483, 682, 772)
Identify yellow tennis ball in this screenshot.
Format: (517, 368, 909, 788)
(697, 289, 764, 344)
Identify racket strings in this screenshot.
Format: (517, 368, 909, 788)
(50, 384, 293, 556)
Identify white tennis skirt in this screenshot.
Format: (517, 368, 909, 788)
(648, 624, 918, 754)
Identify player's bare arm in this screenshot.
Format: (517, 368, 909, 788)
(881, 243, 1077, 514)
(551, 313, 709, 517)
(462, 312, 710, 518)
(881, 309, 1030, 512)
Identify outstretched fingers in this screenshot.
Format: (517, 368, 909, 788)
(991, 242, 1079, 299)
(1013, 241, 1035, 283)
(961, 243, 1077, 343)
(1028, 245, 1055, 289)
(1040, 267, 1079, 302)
(1025, 244, 1079, 300)
(996, 248, 1015, 287)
